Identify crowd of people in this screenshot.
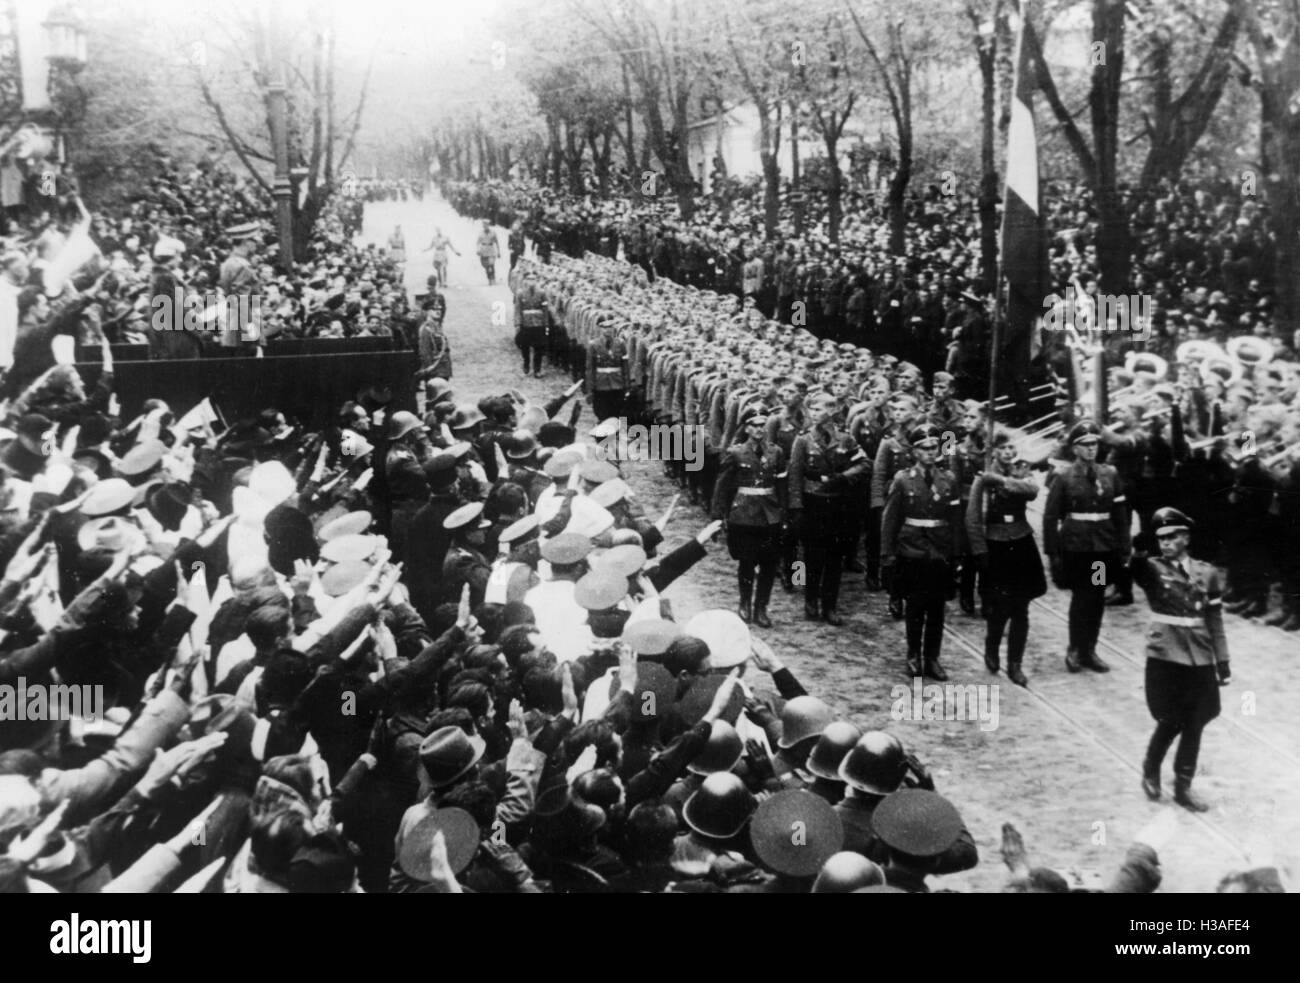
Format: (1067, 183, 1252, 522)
(0, 151, 429, 391)
(0, 148, 1291, 894)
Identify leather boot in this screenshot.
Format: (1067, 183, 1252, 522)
(805, 599, 821, 621)
(924, 658, 949, 682)
(1264, 607, 1291, 626)
(752, 605, 773, 629)
(1006, 659, 1028, 687)
(906, 650, 923, 678)
(1141, 758, 1161, 800)
(865, 574, 883, 592)
(889, 597, 905, 621)
(960, 593, 976, 616)
(983, 638, 1000, 674)
(1081, 648, 1110, 673)
(1279, 612, 1300, 632)
(1105, 590, 1133, 607)
(823, 607, 845, 627)
(753, 580, 774, 629)
(1173, 774, 1210, 812)
(737, 576, 754, 624)
(1065, 646, 1082, 673)
(845, 557, 865, 574)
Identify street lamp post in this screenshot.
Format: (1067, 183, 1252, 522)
(267, 76, 294, 274)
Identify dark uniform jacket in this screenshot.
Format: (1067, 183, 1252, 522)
(881, 464, 962, 562)
(711, 440, 786, 527)
(787, 424, 870, 511)
(871, 429, 914, 509)
(1130, 555, 1229, 669)
(1042, 460, 1130, 556)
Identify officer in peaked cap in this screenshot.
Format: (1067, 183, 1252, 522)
(1131, 506, 1229, 813)
(872, 391, 919, 612)
(881, 423, 961, 680)
(711, 403, 785, 629)
(1043, 419, 1130, 674)
(440, 502, 492, 605)
(788, 391, 870, 626)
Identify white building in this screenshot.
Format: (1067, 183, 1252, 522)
(684, 101, 865, 195)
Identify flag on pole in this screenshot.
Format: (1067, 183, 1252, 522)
(999, 9, 1049, 394)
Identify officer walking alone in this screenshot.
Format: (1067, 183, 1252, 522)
(1043, 420, 1130, 674)
(1131, 507, 1230, 812)
(712, 405, 785, 628)
(881, 424, 961, 680)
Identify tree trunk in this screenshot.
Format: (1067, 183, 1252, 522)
(1090, 0, 1130, 291)
(791, 110, 803, 236)
(563, 120, 583, 195)
(761, 150, 780, 240)
(1259, 73, 1300, 336)
(887, 135, 909, 255)
(547, 118, 563, 190)
(1137, 8, 1241, 190)
(825, 134, 842, 244)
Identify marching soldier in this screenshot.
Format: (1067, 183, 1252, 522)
(788, 392, 871, 625)
(586, 320, 630, 422)
(1042, 420, 1131, 674)
(966, 431, 1045, 686)
(1131, 507, 1229, 812)
(711, 405, 786, 628)
(872, 393, 918, 618)
(881, 424, 961, 680)
(765, 379, 808, 591)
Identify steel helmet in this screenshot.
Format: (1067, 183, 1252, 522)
(811, 851, 887, 894)
(837, 731, 908, 795)
(777, 696, 835, 750)
(682, 772, 757, 841)
(686, 719, 744, 776)
(805, 721, 864, 782)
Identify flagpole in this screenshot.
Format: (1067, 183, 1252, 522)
(985, 279, 1004, 470)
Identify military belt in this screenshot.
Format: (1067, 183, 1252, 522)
(988, 514, 1023, 525)
(1151, 613, 1202, 627)
(904, 518, 948, 528)
(1068, 512, 1111, 521)
(737, 486, 775, 495)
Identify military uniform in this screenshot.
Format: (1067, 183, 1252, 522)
(1131, 509, 1229, 811)
(872, 424, 915, 613)
(1042, 423, 1131, 673)
(966, 458, 1045, 685)
(766, 404, 808, 589)
(788, 419, 870, 624)
(712, 427, 786, 628)
(881, 444, 961, 679)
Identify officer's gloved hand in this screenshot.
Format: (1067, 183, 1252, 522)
(1217, 662, 1231, 686)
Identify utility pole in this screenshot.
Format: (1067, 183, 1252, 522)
(265, 9, 294, 273)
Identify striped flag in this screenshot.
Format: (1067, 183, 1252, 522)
(999, 10, 1049, 398)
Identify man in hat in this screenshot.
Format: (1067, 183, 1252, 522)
(418, 307, 453, 381)
(219, 223, 260, 353)
(881, 423, 962, 680)
(872, 393, 918, 614)
(1130, 507, 1230, 812)
(1043, 420, 1131, 673)
(966, 430, 1045, 686)
(441, 503, 493, 607)
(788, 392, 870, 626)
(870, 788, 977, 892)
(712, 404, 785, 628)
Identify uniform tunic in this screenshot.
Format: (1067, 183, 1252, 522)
(1131, 554, 1228, 728)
